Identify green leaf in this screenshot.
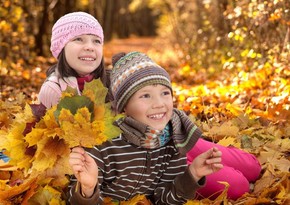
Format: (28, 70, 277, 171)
(83, 78, 108, 105)
(103, 103, 123, 139)
(54, 96, 94, 122)
(65, 86, 79, 95)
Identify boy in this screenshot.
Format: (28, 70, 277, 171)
(68, 51, 223, 204)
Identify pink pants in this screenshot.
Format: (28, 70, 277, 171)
(187, 138, 261, 200)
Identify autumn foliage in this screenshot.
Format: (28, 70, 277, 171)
(1, 0, 290, 204)
(0, 79, 122, 204)
(1, 60, 289, 204)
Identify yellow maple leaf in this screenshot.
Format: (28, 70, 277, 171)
(217, 136, 241, 148)
(214, 181, 229, 202)
(32, 137, 68, 173)
(58, 107, 102, 147)
(60, 86, 77, 99)
(42, 106, 59, 129)
(43, 154, 72, 188)
(226, 103, 243, 116)
(58, 108, 75, 124)
(0, 94, 26, 130)
(27, 185, 66, 205)
(209, 121, 239, 137)
(0, 112, 9, 129)
(120, 194, 152, 205)
(0, 125, 32, 171)
(25, 128, 46, 147)
(94, 105, 106, 120)
(12, 104, 35, 125)
(83, 78, 108, 105)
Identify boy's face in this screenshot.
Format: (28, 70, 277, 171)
(64, 34, 103, 77)
(124, 84, 173, 130)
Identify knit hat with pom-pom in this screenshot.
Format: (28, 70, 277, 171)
(50, 11, 104, 58)
(110, 51, 172, 113)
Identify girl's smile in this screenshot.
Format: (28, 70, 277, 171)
(65, 34, 103, 77)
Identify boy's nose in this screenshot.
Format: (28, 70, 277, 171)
(152, 97, 164, 108)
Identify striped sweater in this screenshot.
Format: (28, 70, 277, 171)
(68, 136, 205, 204)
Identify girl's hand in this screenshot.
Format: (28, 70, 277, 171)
(189, 147, 223, 182)
(69, 147, 98, 197)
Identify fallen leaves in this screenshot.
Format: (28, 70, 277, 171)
(0, 79, 122, 204)
(0, 176, 37, 203)
(0, 58, 289, 204)
(176, 65, 290, 204)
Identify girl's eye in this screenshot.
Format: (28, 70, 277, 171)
(73, 37, 82, 41)
(94, 39, 101, 44)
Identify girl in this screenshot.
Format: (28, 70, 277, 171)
(38, 11, 110, 108)
(187, 139, 261, 200)
(68, 51, 223, 204)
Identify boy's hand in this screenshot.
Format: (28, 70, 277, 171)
(189, 147, 223, 182)
(69, 147, 98, 197)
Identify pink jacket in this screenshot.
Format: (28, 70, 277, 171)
(38, 70, 81, 108)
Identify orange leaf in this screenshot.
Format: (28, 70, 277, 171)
(0, 176, 37, 201)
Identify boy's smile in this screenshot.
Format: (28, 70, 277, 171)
(148, 113, 166, 120)
(124, 84, 173, 130)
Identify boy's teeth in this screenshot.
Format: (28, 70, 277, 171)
(149, 114, 164, 119)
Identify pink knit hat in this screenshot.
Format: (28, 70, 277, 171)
(50, 11, 104, 58)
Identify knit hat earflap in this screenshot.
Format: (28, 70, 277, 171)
(111, 51, 172, 113)
(50, 11, 104, 58)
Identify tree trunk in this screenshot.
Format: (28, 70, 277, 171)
(35, 0, 49, 56)
(103, 0, 116, 41)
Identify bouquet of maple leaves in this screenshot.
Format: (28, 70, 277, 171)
(0, 79, 123, 204)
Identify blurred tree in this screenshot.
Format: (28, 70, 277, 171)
(149, 0, 289, 76)
(1, 0, 289, 79)
(0, 0, 35, 73)
(0, 0, 156, 59)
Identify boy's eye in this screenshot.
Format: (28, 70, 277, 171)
(140, 94, 150, 98)
(162, 91, 171, 96)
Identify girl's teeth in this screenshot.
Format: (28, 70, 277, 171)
(80, 57, 95, 61)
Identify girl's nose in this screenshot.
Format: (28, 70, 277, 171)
(84, 41, 94, 51)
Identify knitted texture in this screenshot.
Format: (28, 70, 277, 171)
(110, 51, 172, 113)
(50, 11, 104, 58)
(114, 108, 202, 154)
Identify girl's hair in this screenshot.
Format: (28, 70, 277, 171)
(46, 50, 108, 88)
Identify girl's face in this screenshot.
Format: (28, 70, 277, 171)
(124, 84, 173, 130)
(64, 34, 103, 77)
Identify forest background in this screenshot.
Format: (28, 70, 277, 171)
(0, 0, 289, 204)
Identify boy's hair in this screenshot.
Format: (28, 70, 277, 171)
(110, 51, 172, 113)
(50, 11, 103, 59)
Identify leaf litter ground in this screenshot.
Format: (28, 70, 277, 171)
(0, 37, 289, 204)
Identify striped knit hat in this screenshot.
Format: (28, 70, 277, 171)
(50, 11, 104, 58)
(111, 51, 172, 113)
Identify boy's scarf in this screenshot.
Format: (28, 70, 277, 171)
(114, 108, 202, 154)
(139, 124, 172, 149)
